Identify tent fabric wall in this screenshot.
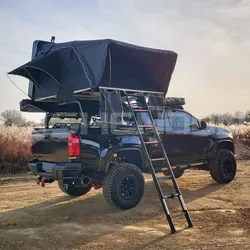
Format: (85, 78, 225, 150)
(9, 39, 177, 102)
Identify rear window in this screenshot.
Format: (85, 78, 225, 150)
(49, 112, 81, 126)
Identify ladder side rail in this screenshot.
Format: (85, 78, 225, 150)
(146, 94, 193, 227)
(124, 92, 170, 211)
(124, 91, 192, 231)
(145, 95, 185, 195)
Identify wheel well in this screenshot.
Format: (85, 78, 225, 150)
(116, 149, 143, 170)
(217, 141, 235, 154)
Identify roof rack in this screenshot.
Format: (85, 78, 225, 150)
(164, 97, 185, 109)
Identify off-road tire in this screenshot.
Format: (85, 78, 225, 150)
(103, 163, 145, 210)
(58, 180, 92, 196)
(163, 168, 185, 179)
(209, 149, 237, 183)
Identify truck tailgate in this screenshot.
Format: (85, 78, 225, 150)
(32, 128, 71, 163)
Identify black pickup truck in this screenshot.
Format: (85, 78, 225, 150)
(27, 96, 236, 210)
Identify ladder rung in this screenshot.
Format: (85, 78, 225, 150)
(153, 167, 166, 172)
(148, 107, 165, 110)
(133, 109, 148, 112)
(171, 213, 185, 219)
(144, 141, 159, 145)
(126, 93, 143, 97)
(156, 175, 172, 180)
(139, 125, 154, 128)
(164, 193, 180, 199)
(151, 158, 165, 162)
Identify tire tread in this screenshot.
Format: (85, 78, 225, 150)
(210, 149, 236, 183)
(103, 163, 144, 209)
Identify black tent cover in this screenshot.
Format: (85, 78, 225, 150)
(9, 39, 177, 102)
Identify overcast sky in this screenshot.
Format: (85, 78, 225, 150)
(0, 0, 249, 122)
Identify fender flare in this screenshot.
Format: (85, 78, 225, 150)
(208, 139, 235, 160)
(105, 147, 144, 173)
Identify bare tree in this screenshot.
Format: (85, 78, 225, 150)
(219, 113, 233, 125)
(232, 111, 244, 124)
(209, 113, 219, 124)
(202, 111, 246, 125)
(1, 110, 26, 126)
(245, 111, 250, 122)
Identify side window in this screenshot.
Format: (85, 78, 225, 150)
(139, 112, 151, 125)
(173, 111, 199, 130)
(154, 110, 173, 131)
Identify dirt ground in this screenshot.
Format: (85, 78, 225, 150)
(0, 161, 250, 250)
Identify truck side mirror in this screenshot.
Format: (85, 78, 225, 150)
(200, 120, 207, 129)
(189, 123, 199, 130)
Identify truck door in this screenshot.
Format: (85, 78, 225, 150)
(170, 110, 209, 163)
(153, 110, 178, 164)
(139, 110, 176, 166)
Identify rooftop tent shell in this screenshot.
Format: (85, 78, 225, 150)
(8, 39, 178, 102)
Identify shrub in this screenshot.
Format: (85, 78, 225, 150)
(0, 126, 32, 174)
(209, 123, 250, 159)
(216, 123, 250, 147)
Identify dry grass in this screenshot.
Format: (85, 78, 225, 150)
(225, 124, 250, 147)
(0, 123, 249, 173)
(212, 123, 250, 159)
(0, 125, 33, 173)
(211, 123, 250, 146)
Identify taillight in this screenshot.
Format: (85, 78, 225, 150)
(30, 135, 33, 154)
(68, 133, 80, 157)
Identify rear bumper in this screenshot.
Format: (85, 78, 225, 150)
(28, 162, 81, 180)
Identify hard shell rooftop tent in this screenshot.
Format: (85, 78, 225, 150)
(8, 39, 178, 103)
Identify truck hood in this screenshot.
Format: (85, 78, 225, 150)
(206, 126, 233, 140)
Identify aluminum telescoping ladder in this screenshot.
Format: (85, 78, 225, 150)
(124, 92, 193, 233)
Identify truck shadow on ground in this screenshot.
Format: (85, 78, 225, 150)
(0, 175, 226, 249)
